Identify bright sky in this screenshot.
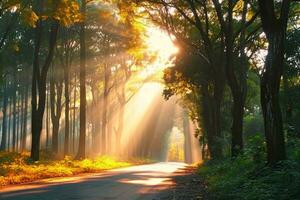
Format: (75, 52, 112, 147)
(146, 27, 179, 58)
(140, 27, 179, 79)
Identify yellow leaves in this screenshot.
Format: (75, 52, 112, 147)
(0, 152, 131, 187)
(0, 0, 20, 12)
(21, 8, 39, 28)
(21, 0, 83, 27)
(233, 0, 244, 13)
(247, 9, 255, 21)
(53, 0, 83, 27)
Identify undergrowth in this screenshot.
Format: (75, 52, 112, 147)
(198, 135, 300, 200)
(0, 152, 132, 187)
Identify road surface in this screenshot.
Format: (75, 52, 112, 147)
(0, 162, 186, 200)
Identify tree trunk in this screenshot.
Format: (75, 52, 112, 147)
(258, 0, 290, 164)
(183, 111, 192, 163)
(12, 75, 17, 152)
(20, 88, 24, 150)
(231, 93, 244, 157)
(64, 62, 70, 155)
(72, 73, 77, 154)
(46, 83, 50, 149)
(21, 85, 28, 151)
(31, 17, 59, 161)
(201, 83, 223, 159)
(76, 0, 86, 159)
(0, 80, 8, 150)
(101, 94, 107, 154)
(225, 1, 244, 157)
(8, 95, 12, 151)
(261, 32, 286, 164)
(16, 90, 21, 151)
(101, 63, 110, 155)
(91, 86, 100, 154)
(50, 73, 63, 155)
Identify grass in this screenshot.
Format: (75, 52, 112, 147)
(198, 135, 300, 200)
(0, 151, 136, 187)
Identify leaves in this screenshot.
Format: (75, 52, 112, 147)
(52, 0, 83, 26)
(21, 8, 39, 28)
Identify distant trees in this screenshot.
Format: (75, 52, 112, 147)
(140, 0, 259, 159)
(29, 0, 81, 161)
(138, 0, 298, 164)
(0, 0, 298, 166)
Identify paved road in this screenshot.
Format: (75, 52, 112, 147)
(0, 162, 186, 200)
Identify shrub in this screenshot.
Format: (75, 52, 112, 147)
(0, 152, 132, 187)
(198, 134, 300, 200)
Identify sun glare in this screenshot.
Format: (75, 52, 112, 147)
(139, 27, 179, 79)
(146, 27, 179, 59)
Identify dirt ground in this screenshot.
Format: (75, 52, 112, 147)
(156, 166, 212, 200)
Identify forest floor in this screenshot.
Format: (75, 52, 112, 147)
(0, 151, 152, 188)
(156, 166, 211, 200)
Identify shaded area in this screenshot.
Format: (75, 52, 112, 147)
(157, 166, 211, 200)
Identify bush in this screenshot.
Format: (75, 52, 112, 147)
(0, 152, 132, 187)
(198, 134, 300, 200)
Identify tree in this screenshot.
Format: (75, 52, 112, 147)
(76, 0, 87, 159)
(0, 80, 8, 150)
(258, 0, 292, 164)
(50, 66, 63, 155)
(30, 0, 81, 161)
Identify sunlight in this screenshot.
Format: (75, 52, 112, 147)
(120, 83, 163, 153)
(137, 27, 179, 80)
(146, 27, 179, 59)
(119, 177, 171, 186)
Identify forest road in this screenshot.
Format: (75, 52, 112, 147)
(0, 162, 187, 200)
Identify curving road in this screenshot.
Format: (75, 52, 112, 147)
(0, 162, 186, 200)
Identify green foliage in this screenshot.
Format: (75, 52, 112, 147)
(243, 114, 264, 137)
(198, 134, 300, 200)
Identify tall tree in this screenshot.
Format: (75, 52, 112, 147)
(76, 0, 86, 159)
(0, 80, 8, 150)
(258, 0, 292, 164)
(30, 0, 81, 161)
(31, 1, 60, 161)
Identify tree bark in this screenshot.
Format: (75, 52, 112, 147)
(0, 80, 8, 150)
(8, 95, 12, 150)
(21, 85, 28, 151)
(76, 0, 86, 159)
(72, 73, 77, 154)
(31, 17, 59, 161)
(12, 74, 17, 152)
(46, 83, 50, 149)
(101, 63, 110, 155)
(64, 61, 70, 156)
(201, 83, 223, 159)
(258, 0, 290, 164)
(50, 74, 63, 155)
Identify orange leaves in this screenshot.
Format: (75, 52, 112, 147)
(52, 0, 83, 26)
(21, 8, 39, 28)
(22, 0, 84, 28)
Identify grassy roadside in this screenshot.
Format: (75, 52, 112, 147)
(0, 151, 151, 187)
(197, 135, 300, 200)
